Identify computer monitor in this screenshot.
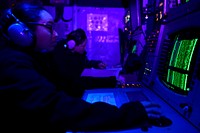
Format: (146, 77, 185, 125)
(158, 30, 199, 95)
(152, 27, 200, 130)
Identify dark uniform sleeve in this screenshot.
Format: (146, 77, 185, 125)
(52, 41, 86, 98)
(0, 49, 148, 133)
(83, 53, 102, 69)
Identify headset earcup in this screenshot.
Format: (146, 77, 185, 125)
(67, 40, 76, 49)
(7, 22, 33, 47)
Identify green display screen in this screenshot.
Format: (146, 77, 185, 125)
(163, 35, 198, 94)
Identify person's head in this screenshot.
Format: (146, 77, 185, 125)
(66, 28, 87, 54)
(0, 2, 58, 53)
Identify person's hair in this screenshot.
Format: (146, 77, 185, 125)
(66, 28, 87, 46)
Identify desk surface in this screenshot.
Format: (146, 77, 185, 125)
(81, 88, 199, 133)
(81, 68, 122, 77)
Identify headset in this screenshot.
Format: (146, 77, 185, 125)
(64, 29, 86, 49)
(0, 9, 33, 47)
(65, 40, 76, 49)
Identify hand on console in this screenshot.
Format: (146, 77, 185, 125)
(141, 101, 172, 127)
(141, 101, 162, 119)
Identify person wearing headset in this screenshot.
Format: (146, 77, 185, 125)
(53, 28, 120, 98)
(0, 2, 162, 133)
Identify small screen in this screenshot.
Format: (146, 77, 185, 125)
(86, 93, 116, 106)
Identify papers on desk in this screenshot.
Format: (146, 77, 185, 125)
(81, 68, 122, 77)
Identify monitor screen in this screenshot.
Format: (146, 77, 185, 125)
(85, 92, 117, 106)
(158, 31, 199, 95)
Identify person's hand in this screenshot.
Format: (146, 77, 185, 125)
(141, 101, 162, 119)
(98, 62, 106, 69)
(117, 75, 126, 85)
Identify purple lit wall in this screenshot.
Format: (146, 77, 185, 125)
(76, 7, 125, 67)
